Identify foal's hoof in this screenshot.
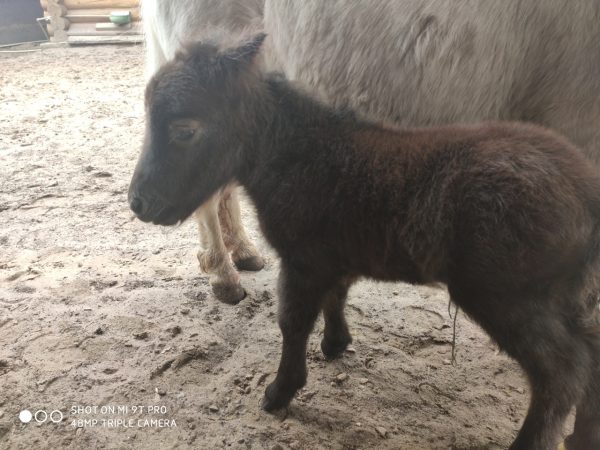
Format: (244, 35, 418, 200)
(211, 282, 246, 305)
(261, 383, 294, 412)
(234, 255, 265, 272)
(321, 335, 352, 360)
(557, 443, 566, 450)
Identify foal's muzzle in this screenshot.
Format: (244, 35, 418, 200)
(128, 188, 183, 225)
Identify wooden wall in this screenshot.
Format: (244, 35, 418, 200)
(40, 0, 141, 43)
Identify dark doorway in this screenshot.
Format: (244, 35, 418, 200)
(0, 0, 47, 46)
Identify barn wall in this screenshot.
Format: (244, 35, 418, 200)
(0, 0, 47, 45)
(40, 0, 141, 43)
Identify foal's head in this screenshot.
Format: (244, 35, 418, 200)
(128, 34, 266, 225)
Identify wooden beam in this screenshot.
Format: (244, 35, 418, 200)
(66, 21, 141, 36)
(63, 0, 139, 8)
(95, 22, 131, 30)
(67, 34, 143, 45)
(65, 8, 140, 23)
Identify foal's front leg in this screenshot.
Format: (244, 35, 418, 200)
(262, 265, 334, 411)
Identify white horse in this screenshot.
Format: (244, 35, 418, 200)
(141, 0, 600, 306)
(265, 0, 600, 163)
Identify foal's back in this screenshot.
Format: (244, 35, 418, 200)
(261, 118, 600, 288)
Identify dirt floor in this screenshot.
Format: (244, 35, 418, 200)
(0, 44, 569, 450)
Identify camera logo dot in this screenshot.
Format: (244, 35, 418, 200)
(50, 410, 64, 423)
(19, 409, 63, 424)
(19, 410, 32, 423)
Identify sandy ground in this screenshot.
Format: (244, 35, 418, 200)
(0, 44, 559, 450)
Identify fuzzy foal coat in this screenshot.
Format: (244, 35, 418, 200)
(243, 81, 600, 295)
(248, 85, 600, 450)
(131, 42, 600, 450)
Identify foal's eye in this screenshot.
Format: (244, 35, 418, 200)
(173, 128, 195, 143)
(169, 118, 202, 145)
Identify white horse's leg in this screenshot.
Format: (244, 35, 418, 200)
(141, 0, 167, 80)
(218, 187, 265, 271)
(142, 0, 262, 301)
(195, 194, 246, 304)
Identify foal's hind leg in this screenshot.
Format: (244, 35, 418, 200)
(218, 187, 265, 272)
(449, 287, 589, 450)
(195, 194, 245, 305)
(565, 329, 600, 450)
(507, 321, 590, 450)
(495, 316, 589, 450)
(321, 278, 354, 359)
(565, 371, 600, 449)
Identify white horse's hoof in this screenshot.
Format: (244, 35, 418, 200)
(234, 255, 265, 272)
(211, 281, 246, 305)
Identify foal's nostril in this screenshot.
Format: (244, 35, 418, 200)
(130, 197, 145, 216)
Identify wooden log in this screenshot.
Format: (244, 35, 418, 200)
(67, 34, 143, 45)
(47, 0, 70, 40)
(49, 16, 70, 31)
(52, 28, 69, 42)
(95, 22, 131, 30)
(47, 0, 70, 41)
(66, 21, 141, 36)
(47, 0, 68, 17)
(63, 0, 139, 8)
(65, 7, 140, 23)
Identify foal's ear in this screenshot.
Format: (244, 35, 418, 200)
(219, 33, 266, 71)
